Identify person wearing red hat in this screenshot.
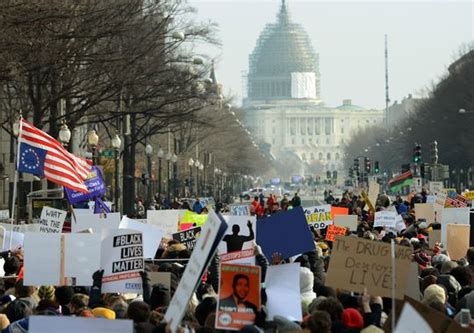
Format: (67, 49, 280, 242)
(341, 308, 364, 331)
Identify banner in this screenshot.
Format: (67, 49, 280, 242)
(229, 205, 250, 216)
(374, 211, 397, 228)
(257, 207, 315, 261)
(219, 216, 256, 254)
(119, 216, 164, 259)
(325, 225, 348, 241)
(326, 236, 412, 299)
(64, 166, 106, 204)
(172, 227, 201, 250)
(101, 229, 144, 293)
(216, 264, 260, 330)
(38, 206, 66, 233)
(221, 249, 255, 266)
(304, 205, 332, 229)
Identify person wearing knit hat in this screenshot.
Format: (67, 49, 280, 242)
(422, 284, 446, 305)
(440, 260, 458, 274)
(37, 286, 55, 301)
(0, 314, 10, 330)
(341, 308, 364, 330)
(414, 251, 431, 270)
(91, 307, 116, 320)
(361, 325, 384, 333)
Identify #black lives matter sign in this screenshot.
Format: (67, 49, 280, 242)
(101, 230, 145, 293)
(326, 236, 412, 299)
(172, 227, 201, 250)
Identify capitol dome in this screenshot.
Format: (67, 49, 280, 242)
(247, 0, 320, 101)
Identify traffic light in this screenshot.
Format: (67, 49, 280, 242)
(413, 144, 422, 163)
(364, 157, 371, 173)
(374, 161, 380, 174)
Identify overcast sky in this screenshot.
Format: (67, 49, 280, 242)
(187, 0, 473, 109)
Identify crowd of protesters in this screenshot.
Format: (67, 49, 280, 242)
(0, 187, 473, 332)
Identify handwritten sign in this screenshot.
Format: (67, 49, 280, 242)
(64, 166, 106, 204)
(304, 205, 333, 229)
(39, 207, 66, 233)
(172, 227, 201, 250)
(326, 236, 412, 299)
(374, 211, 397, 228)
(325, 224, 347, 241)
(229, 205, 250, 216)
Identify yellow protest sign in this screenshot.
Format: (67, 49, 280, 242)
(464, 191, 474, 200)
(180, 210, 208, 229)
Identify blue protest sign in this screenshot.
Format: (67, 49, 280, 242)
(256, 207, 315, 261)
(64, 166, 106, 204)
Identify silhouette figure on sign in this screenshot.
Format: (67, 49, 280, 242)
(223, 221, 254, 253)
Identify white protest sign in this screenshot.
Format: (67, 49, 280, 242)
(0, 223, 39, 233)
(219, 216, 256, 254)
(426, 195, 436, 204)
(87, 201, 113, 213)
(147, 210, 184, 237)
(165, 210, 228, 333)
(39, 207, 66, 233)
(119, 216, 164, 259)
(334, 215, 358, 231)
(394, 303, 431, 333)
(441, 207, 470, 244)
(0, 210, 9, 221)
(304, 205, 333, 229)
(24, 233, 101, 286)
(29, 316, 133, 333)
(435, 191, 447, 207)
(429, 181, 444, 195)
(101, 229, 144, 294)
(229, 205, 250, 216)
(374, 211, 397, 228)
(394, 214, 406, 232)
(265, 263, 302, 321)
(0, 230, 24, 251)
(72, 212, 121, 233)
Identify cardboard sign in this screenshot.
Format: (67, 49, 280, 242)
(72, 212, 121, 233)
(334, 215, 358, 231)
(0, 210, 9, 221)
(172, 227, 201, 250)
(165, 210, 228, 333)
(149, 272, 171, 289)
(147, 210, 184, 237)
(24, 233, 101, 286)
(216, 264, 261, 330)
(374, 211, 397, 228)
(101, 229, 144, 293)
(265, 263, 302, 321)
(256, 207, 315, 261)
(119, 216, 164, 259)
(304, 205, 333, 229)
(441, 207, 470, 244)
(38, 207, 66, 233)
(414, 203, 435, 225)
(219, 216, 256, 254)
(64, 166, 106, 204)
(29, 316, 133, 333)
(229, 205, 250, 216)
(405, 262, 421, 301)
(447, 224, 470, 260)
(326, 236, 412, 299)
(221, 249, 256, 266)
(325, 224, 347, 242)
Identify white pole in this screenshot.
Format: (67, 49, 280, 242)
(391, 239, 396, 332)
(9, 116, 23, 251)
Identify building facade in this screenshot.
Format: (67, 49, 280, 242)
(243, 1, 384, 178)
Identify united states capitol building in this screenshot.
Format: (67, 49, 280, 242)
(243, 1, 384, 179)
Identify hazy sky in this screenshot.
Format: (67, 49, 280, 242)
(187, 0, 473, 109)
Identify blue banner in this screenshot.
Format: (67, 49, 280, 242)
(64, 166, 106, 204)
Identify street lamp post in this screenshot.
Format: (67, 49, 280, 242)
(195, 160, 200, 196)
(145, 144, 153, 204)
(87, 129, 99, 165)
(157, 148, 164, 202)
(166, 153, 171, 203)
(111, 134, 122, 213)
(199, 163, 204, 196)
(188, 158, 194, 197)
(172, 154, 178, 198)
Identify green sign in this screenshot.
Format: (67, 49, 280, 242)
(100, 149, 114, 158)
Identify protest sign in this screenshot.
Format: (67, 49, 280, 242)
(0, 210, 9, 221)
(172, 227, 201, 250)
(435, 190, 447, 208)
(221, 249, 256, 266)
(361, 191, 375, 213)
(0, 230, 24, 251)
(101, 229, 144, 293)
(0, 223, 39, 233)
(405, 262, 421, 301)
(64, 166, 106, 204)
(374, 211, 397, 228)
(72, 212, 121, 233)
(219, 216, 256, 254)
(229, 205, 250, 216)
(257, 207, 315, 261)
(393, 214, 406, 232)
(429, 181, 444, 195)
(447, 224, 470, 260)
(147, 209, 184, 237)
(216, 264, 260, 330)
(29, 316, 133, 333)
(165, 210, 228, 333)
(464, 191, 474, 200)
(304, 204, 332, 229)
(331, 206, 349, 219)
(38, 206, 66, 233)
(334, 215, 358, 231)
(265, 263, 302, 321)
(180, 210, 208, 229)
(326, 236, 412, 299)
(119, 216, 164, 258)
(441, 207, 470, 244)
(415, 203, 435, 225)
(368, 180, 380, 205)
(24, 233, 101, 286)
(325, 224, 347, 242)
(149, 272, 171, 290)
(429, 229, 441, 249)
(425, 195, 436, 204)
(394, 302, 431, 333)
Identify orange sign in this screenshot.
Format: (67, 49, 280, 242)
(325, 224, 347, 242)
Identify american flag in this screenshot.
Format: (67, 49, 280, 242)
(17, 119, 92, 193)
(445, 192, 468, 208)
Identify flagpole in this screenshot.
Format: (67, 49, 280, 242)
(9, 115, 23, 251)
